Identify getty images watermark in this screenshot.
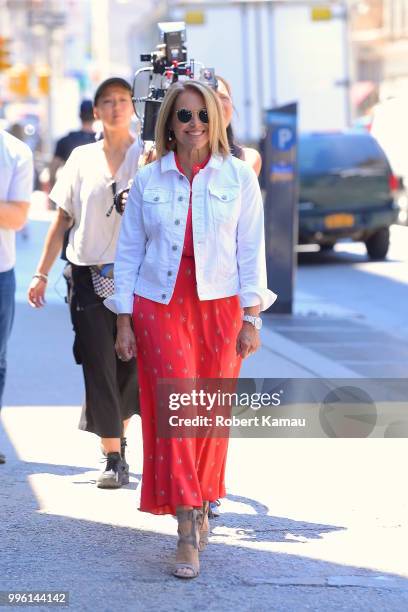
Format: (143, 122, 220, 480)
(156, 378, 408, 438)
(166, 388, 302, 429)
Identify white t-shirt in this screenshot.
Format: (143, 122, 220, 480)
(50, 138, 142, 266)
(0, 131, 33, 272)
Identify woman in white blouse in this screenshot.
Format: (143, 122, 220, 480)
(28, 78, 142, 489)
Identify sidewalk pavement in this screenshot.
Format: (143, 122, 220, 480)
(1, 208, 407, 611)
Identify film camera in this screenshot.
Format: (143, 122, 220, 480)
(132, 21, 217, 142)
(112, 21, 217, 216)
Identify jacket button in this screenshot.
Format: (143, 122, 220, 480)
(175, 219, 180, 225)
(178, 196, 183, 202)
(153, 196, 160, 202)
(179, 175, 183, 181)
(161, 294, 166, 300)
(172, 245, 177, 251)
(221, 195, 227, 200)
(167, 271, 172, 276)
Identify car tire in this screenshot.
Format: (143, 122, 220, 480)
(365, 227, 390, 260)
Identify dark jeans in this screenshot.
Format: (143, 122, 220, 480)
(0, 268, 16, 408)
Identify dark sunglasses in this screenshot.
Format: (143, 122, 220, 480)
(175, 108, 209, 124)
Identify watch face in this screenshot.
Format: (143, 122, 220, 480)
(255, 318, 262, 330)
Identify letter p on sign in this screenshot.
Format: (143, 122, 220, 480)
(272, 126, 295, 152)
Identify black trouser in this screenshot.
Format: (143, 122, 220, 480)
(69, 264, 139, 438)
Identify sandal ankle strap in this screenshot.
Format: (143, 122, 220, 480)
(176, 508, 200, 550)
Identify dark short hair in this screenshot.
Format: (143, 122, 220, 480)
(93, 77, 132, 106)
(79, 99, 93, 121)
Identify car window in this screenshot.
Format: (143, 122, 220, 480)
(299, 134, 389, 174)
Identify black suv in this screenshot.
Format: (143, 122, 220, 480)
(298, 131, 400, 260)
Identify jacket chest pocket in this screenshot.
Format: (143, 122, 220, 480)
(142, 188, 171, 228)
(209, 186, 240, 223)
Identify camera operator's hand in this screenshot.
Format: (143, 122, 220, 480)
(114, 178, 134, 215)
(114, 188, 130, 215)
(115, 314, 137, 361)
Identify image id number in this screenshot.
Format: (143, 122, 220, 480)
(0, 591, 69, 606)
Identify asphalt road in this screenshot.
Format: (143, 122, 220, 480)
(296, 224, 408, 340)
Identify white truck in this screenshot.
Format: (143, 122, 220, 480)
(167, 0, 351, 142)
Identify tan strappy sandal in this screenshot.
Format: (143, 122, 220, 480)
(198, 501, 210, 552)
(173, 508, 200, 579)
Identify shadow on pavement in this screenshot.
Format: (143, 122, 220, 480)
(1, 438, 408, 612)
(9, 460, 142, 489)
(297, 248, 406, 266)
(218, 494, 344, 543)
(298, 249, 369, 266)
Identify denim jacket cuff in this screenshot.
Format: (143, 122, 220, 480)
(103, 293, 134, 315)
(239, 287, 277, 312)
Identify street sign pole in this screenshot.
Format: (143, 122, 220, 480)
(263, 103, 298, 314)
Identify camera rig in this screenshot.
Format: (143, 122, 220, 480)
(112, 22, 217, 216)
(132, 21, 217, 142)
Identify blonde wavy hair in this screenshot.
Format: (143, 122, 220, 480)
(154, 80, 230, 159)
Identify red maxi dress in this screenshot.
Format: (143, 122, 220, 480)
(133, 155, 242, 515)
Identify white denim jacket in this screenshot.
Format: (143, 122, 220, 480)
(104, 151, 277, 314)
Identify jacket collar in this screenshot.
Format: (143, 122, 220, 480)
(160, 150, 224, 173)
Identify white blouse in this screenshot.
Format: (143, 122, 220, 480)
(50, 138, 142, 266)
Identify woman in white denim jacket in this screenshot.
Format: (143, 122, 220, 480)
(105, 80, 277, 579)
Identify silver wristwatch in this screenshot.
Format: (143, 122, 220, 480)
(243, 314, 262, 330)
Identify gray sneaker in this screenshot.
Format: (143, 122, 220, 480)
(120, 437, 129, 475)
(100, 437, 129, 474)
(97, 452, 129, 489)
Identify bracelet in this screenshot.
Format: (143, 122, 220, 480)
(33, 273, 48, 283)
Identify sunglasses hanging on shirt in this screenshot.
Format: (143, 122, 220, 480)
(106, 182, 117, 218)
(175, 108, 209, 124)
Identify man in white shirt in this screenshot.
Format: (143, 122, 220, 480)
(0, 130, 33, 464)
